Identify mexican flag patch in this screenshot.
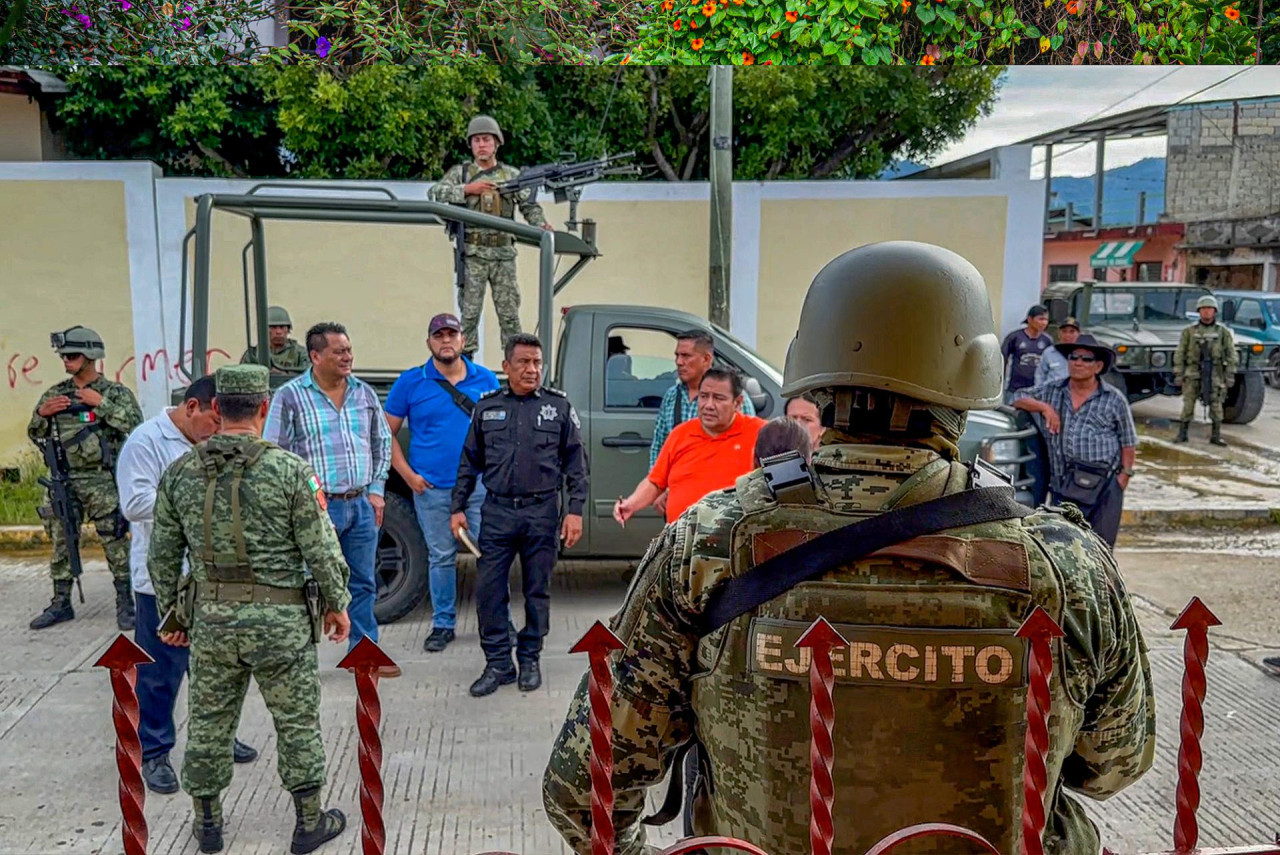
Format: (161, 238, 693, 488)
(76, 411, 97, 423)
(308, 474, 328, 511)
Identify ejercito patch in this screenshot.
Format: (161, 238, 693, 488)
(748, 618, 1028, 688)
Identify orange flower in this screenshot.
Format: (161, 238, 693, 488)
(690, 18, 698, 26)
(691, 37, 704, 48)
(785, 9, 797, 20)
(919, 54, 935, 64)
(1065, 0, 1078, 12)
(853, 23, 860, 30)
(701, 1, 716, 15)
(763, 59, 773, 64)
(1224, 5, 1239, 20)
(771, 30, 780, 37)
(901, 0, 910, 9)
(621, 54, 631, 64)
(672, 16, 682, 28)
(742, 50, 755, 64)
(661, 0, 673, 8)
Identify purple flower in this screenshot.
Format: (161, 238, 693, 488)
(76, 12, 92, 26)
(173, 15, 191, 28)
(120, 0, 132, 9)
(316, 35, 331, 57)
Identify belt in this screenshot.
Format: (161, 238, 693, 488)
(486, 490, 557, 508)
(464, 232, 513, 248)
(197, 582, 307, 605)
(330, 488, 366, 500)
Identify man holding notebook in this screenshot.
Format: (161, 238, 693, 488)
(385, 313, 499, 653)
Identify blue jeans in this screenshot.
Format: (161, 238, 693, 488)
(327, 494, 380, 650)
(134, 592, 190, 761)
(413, 482, 485, 630)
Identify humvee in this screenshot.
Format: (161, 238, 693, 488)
(1042, 280, 1270, 425)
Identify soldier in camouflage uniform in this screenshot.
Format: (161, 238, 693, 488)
(239, 305, 308, 375)
(429, 114, 554, 358)
(1173, 294, 1238, 447)
(544, 242, 1156, 855)
(28, 326, 143, 631)
(149, 365, 351, 855)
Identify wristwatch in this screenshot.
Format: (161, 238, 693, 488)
(1121, 467, 1135, 476)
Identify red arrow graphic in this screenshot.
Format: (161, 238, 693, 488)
(797, 617, 850, 855)
(570, 621, 626, 855)
(94, 634, 154, 855)
(1170, 597, 1222, 855)
(338, 638, 398, 855)
(1015, 607, 1065, 855)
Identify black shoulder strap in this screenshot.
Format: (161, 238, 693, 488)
(694, 486, 1033, 637)
(435, 378, 475, 416)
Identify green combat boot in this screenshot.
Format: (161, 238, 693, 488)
(29, 579, 74, 630)
(192, 797, 223, 853)
(290, 786, 346, 854)
(114, 579, 135, 631)
(1210, 422, 1228, 447)
(1174, 421, 1189, 443)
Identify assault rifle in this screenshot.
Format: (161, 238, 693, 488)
(1199, 341, 1214, 409)
(37, 408, 88, 603)
(496, 151, 641, 232)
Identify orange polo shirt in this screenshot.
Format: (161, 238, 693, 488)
(648, 413, 766, 523)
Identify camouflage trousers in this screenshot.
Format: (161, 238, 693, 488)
(42, 472, 130, 583)
(1179, 379, 1227, 423)
(184, 603, 325, 798)
(460, 255, 522, 355)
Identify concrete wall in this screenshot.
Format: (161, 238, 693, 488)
(0, 95, 44, 162)
(1166, 99, 1280, 222)
(0, 162, 1044, 467)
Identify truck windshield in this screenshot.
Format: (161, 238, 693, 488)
(1141, 289, 1203, 322)
(1089, 292, 1137, 322)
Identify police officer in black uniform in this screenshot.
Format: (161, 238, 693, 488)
(452, 332, 589, 698)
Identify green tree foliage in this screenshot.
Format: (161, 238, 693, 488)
(52, 66, 1004, 182)
(631, 0, 1266, 65)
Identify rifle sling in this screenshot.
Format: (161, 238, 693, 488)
(694, 486, 1032, 637)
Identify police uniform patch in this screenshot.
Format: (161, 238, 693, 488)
(748, 618, 1028, 688)
(569, 406, 580, 430)
(483, 409, 507, 421)
(539, 403, 558, 423)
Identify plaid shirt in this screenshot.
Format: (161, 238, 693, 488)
(264, 369, 392, 496)
(1015, 378, 1137, 479)
(649, 380, 756, 468)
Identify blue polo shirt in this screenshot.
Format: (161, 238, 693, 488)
(385, 357, 500, 488)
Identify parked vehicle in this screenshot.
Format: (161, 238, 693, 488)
(178, 187, 1049, 623)
(1042, 280, 1271, 424)
(1215, 290, 1280, 388)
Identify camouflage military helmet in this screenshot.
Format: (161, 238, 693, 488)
(466, 114, 504, 145)
(52, 326, 105, 360)
(267, 305, 292, 327)
(782, 241, 1003, 410)
(1196, 295, 1219, 311)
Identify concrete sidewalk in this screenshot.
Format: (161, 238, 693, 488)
(2, 548, 1280, 855)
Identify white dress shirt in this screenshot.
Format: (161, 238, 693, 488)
(116, 408, 194, 596)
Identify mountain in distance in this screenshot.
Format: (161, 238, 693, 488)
(878, 156, 1166, 226)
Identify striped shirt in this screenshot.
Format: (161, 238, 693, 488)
(264, 369, 392, 497)
(648, 380, 756, 468)
(1014, 378, 1137, 480)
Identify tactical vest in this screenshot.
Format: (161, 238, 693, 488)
(194, 437, 269, 584)
(1182, 323, 1232, 380)
(462, 163, 517, 249)
(52, 397, 122, 473)
(684, 453, 1086, 855)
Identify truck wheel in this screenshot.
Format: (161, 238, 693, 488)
(1268, 351, 1280, 388)
(1223, 371, 1265, 425)
(374, 492, 430, 625)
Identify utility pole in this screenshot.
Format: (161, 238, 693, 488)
(708, 66, 732, 329)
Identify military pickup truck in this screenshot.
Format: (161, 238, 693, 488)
(177, 186, 1047, 623)
(1042, 280, 1271, 425)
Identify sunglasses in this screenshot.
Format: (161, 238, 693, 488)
(1067, 354, 1098, 363)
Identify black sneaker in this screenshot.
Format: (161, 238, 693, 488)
(233, 739, 258, 764)
(423, 628, 456, 653)
(142, 755, 180, 794)
(469, 664, 517, 697)
(518, 659, 542, 692)
(1262, 656, 1280, 674)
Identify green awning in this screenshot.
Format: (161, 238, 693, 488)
(1090, 240, 1144, 268)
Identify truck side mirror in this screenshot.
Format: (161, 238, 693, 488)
(1048, 299, 1069, 324)
(742, 376, 769, 413)
(1221, 300, 1237, 322)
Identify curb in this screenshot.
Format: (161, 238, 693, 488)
(0, 525, 102, 551)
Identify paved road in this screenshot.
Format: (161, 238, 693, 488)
(1, 544, 1277, 855)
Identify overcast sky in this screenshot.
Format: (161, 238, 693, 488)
(929, 66, 1280, 178)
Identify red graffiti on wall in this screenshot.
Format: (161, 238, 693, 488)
(4, 347, 233, 392)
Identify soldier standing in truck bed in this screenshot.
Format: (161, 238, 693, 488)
(429, 114, 554, 359)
